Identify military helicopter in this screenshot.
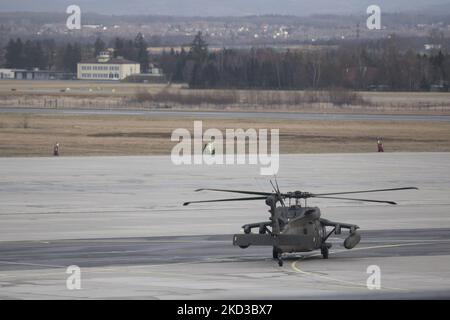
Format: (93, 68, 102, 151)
(183, 182, 418, 266)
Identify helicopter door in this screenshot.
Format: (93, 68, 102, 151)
(318, 223, 324, 239)
(314, 221, 322, 247)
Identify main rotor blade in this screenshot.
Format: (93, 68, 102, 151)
(312, 187, 418, 197)
(183, 196, 267, 206)
(269, 180, 280, 197)
(195, 188, 272, 196)
(271, 178, 285, 207)
(314, 196, 397, 205)
(274, 177, 281, 193)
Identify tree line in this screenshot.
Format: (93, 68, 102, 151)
(4, 38, 81, 73)
(3, 32, 450, 91)
(159, 33, 450, 91)
(3, 32, 150, 73)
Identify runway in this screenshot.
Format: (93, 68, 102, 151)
(2, 107, 450, 122)
(1, 154, 450, 299)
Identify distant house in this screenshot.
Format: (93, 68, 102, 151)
(77, 52, 140, 81)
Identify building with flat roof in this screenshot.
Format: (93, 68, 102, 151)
(0, 68, 16, 79)
(124, 63, 166, 83)
(77, 52, 140, 81)
(15, 69, 75, 80)
(0, 68, 75, 80)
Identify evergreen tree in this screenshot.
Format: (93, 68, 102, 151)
(62, 43, 73, 72)
(72, 43, 82, 73)
(134, 32, 149, 73)
(23, 40, 34, 69)
(113, 37, 124, 58)
(4, 38, 24, 68)
(188, 32, 208, 87)
(94, 37, 106, 57)
(34, 42, 47, 69)
(61, 43, 81, 73)
(189, 32, 208, 63)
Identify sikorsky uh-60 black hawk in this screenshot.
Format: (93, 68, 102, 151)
(184, 183, 418, 266)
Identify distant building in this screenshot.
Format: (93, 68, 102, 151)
(430, 81, 449, 92)
(0, 68, 15, 79)
(77, 52, 140, 81)
(367, 84, 391, 92)
(424, 44, 442, 51)
(0, 68, 75, 80)
(14, 69, 75, 80)
(148, 63, 163, 76)
(123, 62, 166, 83)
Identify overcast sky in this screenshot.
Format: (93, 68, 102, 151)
(0, 0, 449, 16)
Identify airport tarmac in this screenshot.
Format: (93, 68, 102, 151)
(0, 153, 450, 299)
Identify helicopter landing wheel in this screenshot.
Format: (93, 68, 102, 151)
(321, 244, 329, 259)
(278, 257, 283, 267)
(273, 247, 283, 266)
(272, 246, 279, 259)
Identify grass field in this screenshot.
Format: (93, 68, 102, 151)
(1, 80, 450, 114)
(1, 112, 450, 157)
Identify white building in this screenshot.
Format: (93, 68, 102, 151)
(77, 52, 140, 81)
(0, 68, 16, 79)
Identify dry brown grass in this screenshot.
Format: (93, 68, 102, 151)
(1, 80, 450, 114)
(1, 112, 450, 157)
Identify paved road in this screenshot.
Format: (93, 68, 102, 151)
(1, 107, 450, 122)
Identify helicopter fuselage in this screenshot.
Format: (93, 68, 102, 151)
(234, 205, 329, 253)
(233, 203, 361, 260)
(277, 206, 325, 252)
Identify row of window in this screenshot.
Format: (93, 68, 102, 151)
(80, 73, 120, 79)
(80, 65, 120, 71)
